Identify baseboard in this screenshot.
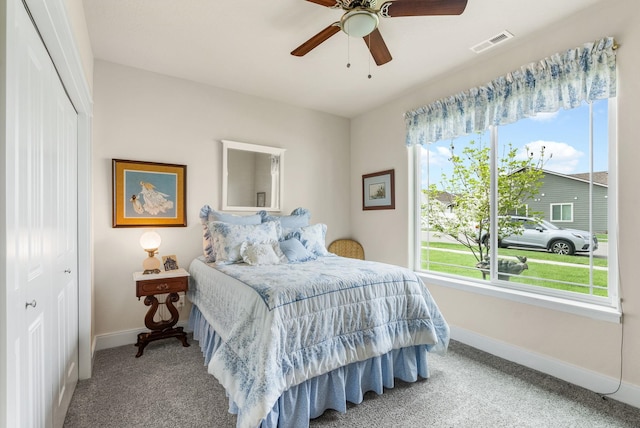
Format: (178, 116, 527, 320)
(450, 325, 640, 409)
(95, 320, 190, 351)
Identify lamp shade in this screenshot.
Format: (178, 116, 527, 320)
(341, 10, 379, 37)
(140, 231, 161, 251)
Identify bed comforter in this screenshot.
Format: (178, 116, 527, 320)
(187, 255, 449, 428)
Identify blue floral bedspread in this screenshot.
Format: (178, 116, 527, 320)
(187, 256, 449, 428)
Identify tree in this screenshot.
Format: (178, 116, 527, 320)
(423, 139, 546, 264)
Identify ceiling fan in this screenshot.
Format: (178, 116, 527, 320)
(291, 0, 468, 66)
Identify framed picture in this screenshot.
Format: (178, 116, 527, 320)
(362, 169, 395, 211)
(162, 255, 179, 271)
(112, 159, 187, 227)
(256, 192, 266, 207)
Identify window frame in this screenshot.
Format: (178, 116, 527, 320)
(411, 99, 620, 322)
(550, 203, 574, 222)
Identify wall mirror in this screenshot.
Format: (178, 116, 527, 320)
(222, 140, 285, 212)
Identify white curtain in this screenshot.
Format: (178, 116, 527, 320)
(404, 37, 617, 146)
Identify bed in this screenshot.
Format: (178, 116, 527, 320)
(187, 206, 450, 428)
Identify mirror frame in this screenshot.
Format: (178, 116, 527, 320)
(221, 140, 286, 212)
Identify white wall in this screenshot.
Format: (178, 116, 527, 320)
(63, 0, 93, 93)
(92, 60, 351, 339)
(351, 0, 640, 399)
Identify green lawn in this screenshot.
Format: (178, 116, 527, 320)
(426, 241, 608, 267)
(421, 242, 608, 297)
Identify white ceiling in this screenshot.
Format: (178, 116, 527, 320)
(82, 0, 605, 118)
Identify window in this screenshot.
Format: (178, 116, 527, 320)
(416, 99, 615, 308)
(551, 203, 573, 222)
(406, 38, 617, 312)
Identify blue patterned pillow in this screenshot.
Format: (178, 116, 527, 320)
(298, 223, 329, 256)
(200, 205, 262, 262)
(202, 206, 262, 225)
(257, 207, 310, 240)
(209, 221, 280, 265)
(279, 238, 317, 263)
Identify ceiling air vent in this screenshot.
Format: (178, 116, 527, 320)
(470, 30, 514, 54)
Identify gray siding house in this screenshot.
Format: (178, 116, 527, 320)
(523, 170, 608, 233)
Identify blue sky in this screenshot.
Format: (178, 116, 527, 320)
(422, 99, 609, 188)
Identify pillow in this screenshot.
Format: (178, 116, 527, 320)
(202, 226, 216, 262)
(209, 221, 279, 265)
(279, 238, 317, 263)
(200, 205, 262, 225)
(258, 207, 311, 240)
(298, 223, 329, 257)
(200, 205, 262, 262)
(240, 241, 286, 266)
(258, 207, 310, 228)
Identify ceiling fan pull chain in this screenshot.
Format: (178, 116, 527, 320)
(368, 34, 372, 79)
(346, 20, 351, 68)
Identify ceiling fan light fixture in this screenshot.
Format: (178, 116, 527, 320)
(341, 9, 379, 37)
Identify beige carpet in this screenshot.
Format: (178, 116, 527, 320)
(64, 337, 640, 427)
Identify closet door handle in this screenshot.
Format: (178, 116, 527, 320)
(64, 269, 72, 273)
(25, 300, 37, 309)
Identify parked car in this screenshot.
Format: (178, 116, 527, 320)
(480, 216, 598, 255)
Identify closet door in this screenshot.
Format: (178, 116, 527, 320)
(50, 63, 79, 427)
(6, 1, 79, 426)
(13, 5, 54, 425)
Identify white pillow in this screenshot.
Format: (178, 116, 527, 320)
(240, 241, 286, 265)
(298, 223, 329, 256)
(209, 221, 280, 265)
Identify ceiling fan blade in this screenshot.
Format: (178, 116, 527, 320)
(291, 23, 341, 57)
(305, 0, 340, 6)
(364, 28, 392, 65)
(382, 0, 468, 17)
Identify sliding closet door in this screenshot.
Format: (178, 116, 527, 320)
(5, 1, 79, 426)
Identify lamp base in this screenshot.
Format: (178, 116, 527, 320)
(143, 255, 161, 274)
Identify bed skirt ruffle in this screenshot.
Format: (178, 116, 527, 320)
(189, 305, 432, 428)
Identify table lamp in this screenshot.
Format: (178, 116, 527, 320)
(140, 230, 162, 274)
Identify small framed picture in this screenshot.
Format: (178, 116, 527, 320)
(256, 192, 266, 207)
(162, 255, 179, 271)
(362, 169, 395, 210)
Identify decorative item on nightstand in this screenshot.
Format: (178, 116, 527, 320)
(140, 230, 162, 274)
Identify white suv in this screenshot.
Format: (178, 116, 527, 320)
(481, 216, 598, 256)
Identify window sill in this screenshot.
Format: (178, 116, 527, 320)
(416, 272, 621, 323)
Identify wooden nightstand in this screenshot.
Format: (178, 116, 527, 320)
(133, 268, 190, 357)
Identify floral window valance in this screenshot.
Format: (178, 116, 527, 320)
(404, 37, 617, 147)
